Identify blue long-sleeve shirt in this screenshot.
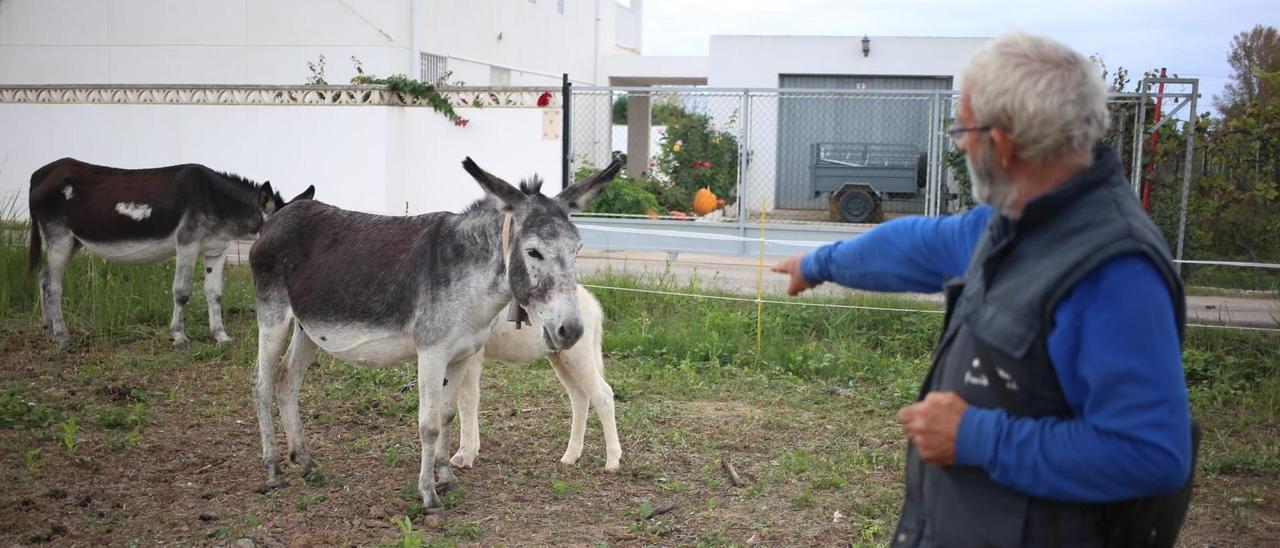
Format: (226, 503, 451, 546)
(801, 205, 1192, 503)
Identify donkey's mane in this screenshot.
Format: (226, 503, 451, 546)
(519, 175, 544, 196)
(460, 174, 547, 215)
(215, 170, 265, 191)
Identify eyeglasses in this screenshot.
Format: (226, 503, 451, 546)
(947, 125, 996, 146)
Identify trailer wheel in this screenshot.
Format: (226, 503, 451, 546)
(836, 188, 879, 223)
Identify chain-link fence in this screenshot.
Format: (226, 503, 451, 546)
(568, 85, 1205, 224)
(568, 82, 1280, 292)
(570, 87, 962, 225)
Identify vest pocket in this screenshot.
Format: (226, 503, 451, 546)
(970, 303, 1038, 360)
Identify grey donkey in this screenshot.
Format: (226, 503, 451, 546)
(248, 157, 621, 511)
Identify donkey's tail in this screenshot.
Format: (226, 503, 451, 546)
(27, 219, 41, 276)
(25, 165, 51, 277)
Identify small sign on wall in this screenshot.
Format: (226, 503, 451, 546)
(542, 109, 561, 141)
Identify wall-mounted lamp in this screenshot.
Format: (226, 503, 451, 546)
(861, 35, 871, 57)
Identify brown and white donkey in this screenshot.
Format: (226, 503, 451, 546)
(27, 157, 314, 349)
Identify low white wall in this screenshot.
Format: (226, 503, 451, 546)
(0, 99, 561, 218)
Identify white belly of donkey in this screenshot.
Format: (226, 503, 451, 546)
(305, 323, 416, 365)
(79, 238, 176, 265)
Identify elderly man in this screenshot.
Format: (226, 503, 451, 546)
(774, 32, 1193, 546)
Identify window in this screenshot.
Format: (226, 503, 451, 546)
(557, 0, 564, 14)
(420, 52, 447, 84)
(490, 66, 511, 87)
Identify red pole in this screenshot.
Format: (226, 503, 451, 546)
(1142, 68, 1167, 210)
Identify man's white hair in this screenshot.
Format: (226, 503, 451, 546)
(963, 32, 1110, 164)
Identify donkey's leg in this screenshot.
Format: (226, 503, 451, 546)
(253, 305, 293, 490)
(434, 358, 469, 491)
(450, 351, 484, 469)
(202, 247, 233, 344)
(39, 229, 77, 349)
(276, 323, 319, 479)
(547, 352, 591, 467)
(415, 347, 449, 512)
(584, 333, 622, 472)
(169, 244, 199, 349)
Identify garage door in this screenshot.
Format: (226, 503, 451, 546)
(775, 75, 952, 210)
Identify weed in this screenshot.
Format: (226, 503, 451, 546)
(390, 515, 423, 548)
(58, 417, 78, 455)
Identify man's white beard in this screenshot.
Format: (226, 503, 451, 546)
(967, 145, 1018, 217)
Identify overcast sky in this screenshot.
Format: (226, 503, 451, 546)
(641, 0, 1279, 114)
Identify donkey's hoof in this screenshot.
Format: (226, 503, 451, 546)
(173, 338, 191, 350)
(436, 478, 459, 494)
(604, 462, 621, 473)
(213, 334, 234, 345)
(449, 452, 476, 469)
(421, 489, 445, 513)
(257, 479, 288, 494)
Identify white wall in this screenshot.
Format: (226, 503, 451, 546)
(392, 106, 565, 215)
(706, 36, 983, 212)
(0, 0, 640, 87)
(708, 35, 987, 88)
(420, 0, 607, 85)
(0, 0, 414, 86)
(0, 102, 559, 219)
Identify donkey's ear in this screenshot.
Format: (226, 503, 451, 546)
(557, 160, 622, 212)
(290, 185, 316, 203)
(462, 157, 525, 211)
(258, 181, 279, 215)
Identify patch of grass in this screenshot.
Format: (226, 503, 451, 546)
(0, 225, 256, 345)
(294, 491, 327, 512)
(441, 487, 464, 510)
(584, 267, 939, 386)
(444, 520, 484, 541)
(94, 402, 147, 431)
(551, 478, 579, 499)
(1183, 264, 1280, 293)
(24, 523, 68, 544)
(0, 383, 61, 430)
(24, 448, 41, 475)
(1183, 329, 1280, 479)
(384, 443, 407, 467)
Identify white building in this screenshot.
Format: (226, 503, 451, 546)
(0, 1, 642, 218)
(0, 0, 642, 87)
(596, 35, 988, 211)
(1, 3, 988, 223)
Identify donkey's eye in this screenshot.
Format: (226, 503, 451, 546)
(526, 249, 544, 260)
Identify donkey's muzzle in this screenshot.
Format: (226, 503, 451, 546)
(550, 318, 584, 351)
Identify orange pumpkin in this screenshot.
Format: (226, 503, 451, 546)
(693, 187, 718, 215)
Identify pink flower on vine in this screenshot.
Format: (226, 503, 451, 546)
(537, 91, 553, 107)
(454, 117, 470, 127)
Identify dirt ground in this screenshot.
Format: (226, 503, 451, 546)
(2, 320, 1277, 547)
